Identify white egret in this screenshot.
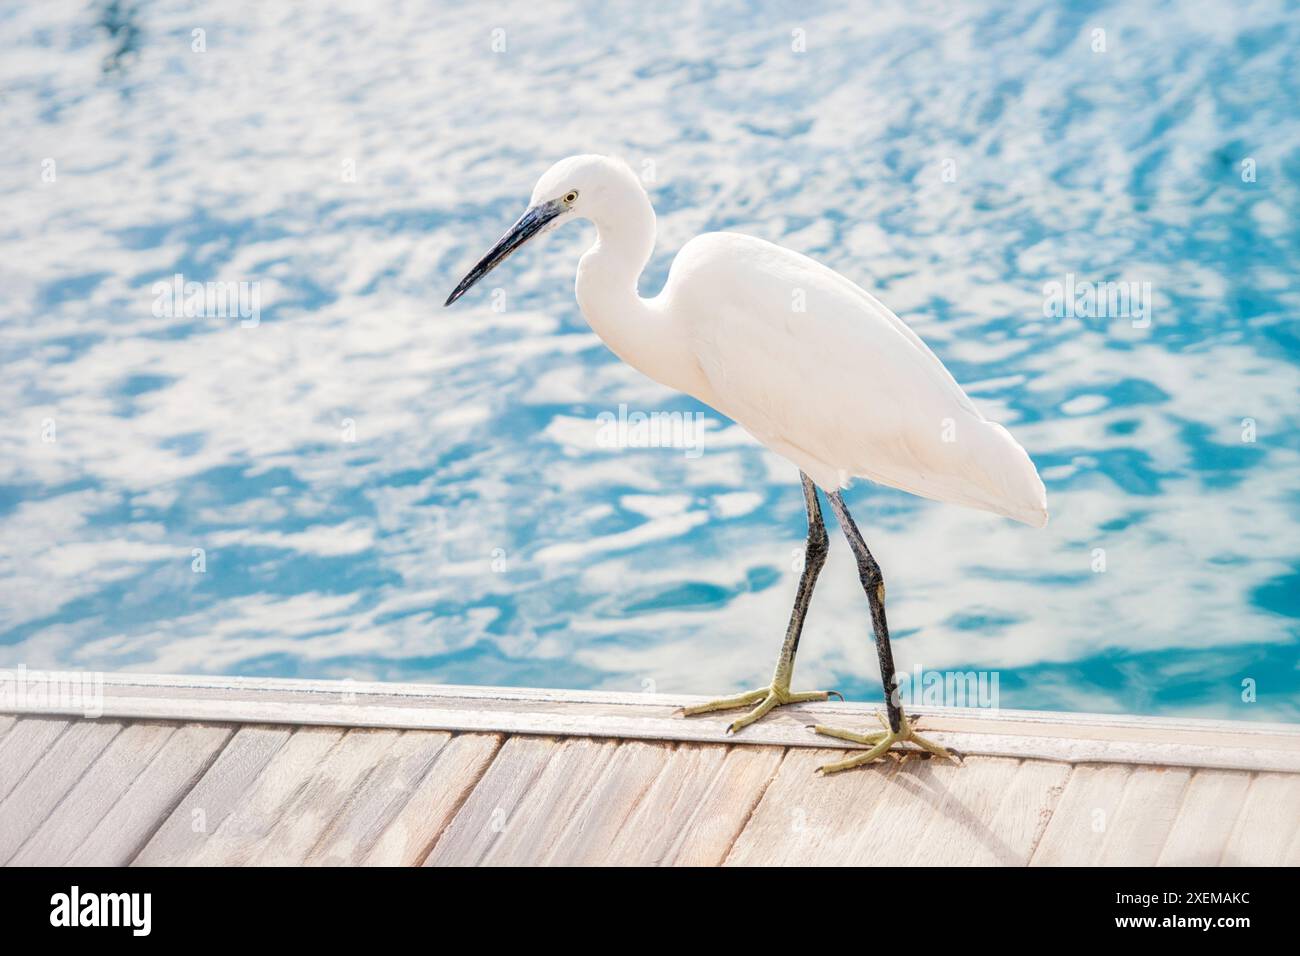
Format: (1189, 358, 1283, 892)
(446, 155, 1047, 772)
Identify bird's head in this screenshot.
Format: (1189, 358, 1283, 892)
(444, 154, 642, 306)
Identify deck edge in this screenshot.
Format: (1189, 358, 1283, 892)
(2, 670, 1298, 773)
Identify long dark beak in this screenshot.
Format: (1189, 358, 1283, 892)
(444, 199, 564, 306)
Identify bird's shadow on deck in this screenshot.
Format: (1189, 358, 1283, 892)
(878, 757, 1027, 865)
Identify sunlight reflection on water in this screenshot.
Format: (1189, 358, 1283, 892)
(1, 0, 1297, 720)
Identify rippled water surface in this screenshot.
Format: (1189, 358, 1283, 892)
(2, 0, 1298, 720)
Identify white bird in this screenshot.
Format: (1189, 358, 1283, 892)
(446, 155, 1047, 772)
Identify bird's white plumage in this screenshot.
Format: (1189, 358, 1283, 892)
(518, 155, 1046, 527)
(660, 231, 1048, 526)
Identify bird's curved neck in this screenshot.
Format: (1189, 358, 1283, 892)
(575, 196, 695, 394)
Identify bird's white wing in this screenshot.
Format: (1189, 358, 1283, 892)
(666, 232, 1047, 526)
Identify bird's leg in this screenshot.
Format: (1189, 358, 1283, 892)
(811, 491, 956, 773)
(681, 473, 840, 734)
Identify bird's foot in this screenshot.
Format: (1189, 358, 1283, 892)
(680, 682, 841, 735)
(812, 711, 958, 774)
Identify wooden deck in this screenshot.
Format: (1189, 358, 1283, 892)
(1, 673, 1298, 866)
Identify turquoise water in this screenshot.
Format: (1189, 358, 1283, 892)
(1, 1, 1297, 721)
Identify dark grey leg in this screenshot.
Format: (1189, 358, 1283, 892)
(681, 471, 839, 730)
(771, 472, 830, 689)
(826, 490, 902, 733)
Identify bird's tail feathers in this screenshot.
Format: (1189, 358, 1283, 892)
(857, 419, 1049, 527)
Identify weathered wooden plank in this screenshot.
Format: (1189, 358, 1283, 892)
(603, 743, 730, 865)
(978, 758, 1071, 865)
(303, 731, 451, 865)
(66, 724, 234, 866)
(843, 755, 973, 865)
(726, 747, 899, 866)
(0, 717, 70, 803)
(480, 737, 621, 866)
(185, 726, 344, 866)
(134, 724, 292, 866)
(0, 674, 1291, 870)
(0, 719, 122, 864)
(5, 672, 1298, 772)
(542, 740, 675, 866)
(361, 733, 501, 866)
(1095, 766, 1192, 866)
(52, 672, 1300, 740)
(423, 735, 559, 866)
(249, 728, 404, 865)
(908, 756, 1054, 866)
(1030, 764, 1132, 866)
(9, 722, 177, 866)
(1286, 821, 1300, 866)
(1220, 772, 1300, 866)
(662, 745, 785, 866)
(1156, 769, 1253, 866)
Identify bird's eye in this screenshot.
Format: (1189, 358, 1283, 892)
(563, 190, 578, 204)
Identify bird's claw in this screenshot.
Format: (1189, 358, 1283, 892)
(812, 710, 958, 774)
(682, 683, 838, 735)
